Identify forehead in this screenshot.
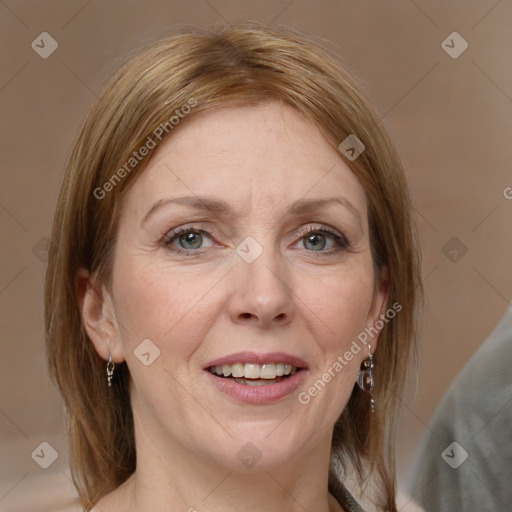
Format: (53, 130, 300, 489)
(122, 100, 367, 221)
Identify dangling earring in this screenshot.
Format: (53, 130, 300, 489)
(106, 351, 116, 388)
(357, 344, 375, 413)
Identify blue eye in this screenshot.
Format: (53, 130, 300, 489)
(161, 224, 350, 257)
(178, 231, 203, 250)
(163, 227, 215, 253)
(303, 233, 327, 251)
(298, 226, 350, 253)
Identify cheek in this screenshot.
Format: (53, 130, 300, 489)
(294, 268, 375, 426)
(112, 258, 226, 359)
(296, 265, 375, 355)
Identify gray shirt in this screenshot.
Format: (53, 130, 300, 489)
(411, 306, 512, 511)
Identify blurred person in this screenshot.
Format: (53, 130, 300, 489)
(411, 306, 512, 511)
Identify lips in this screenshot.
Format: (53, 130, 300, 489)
(204, 351, 309, 404)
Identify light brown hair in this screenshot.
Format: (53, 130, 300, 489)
(44, 21, 422, 511)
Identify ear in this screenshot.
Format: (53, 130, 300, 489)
(364, 267, 390, 354)
(75, 267, 125, 363)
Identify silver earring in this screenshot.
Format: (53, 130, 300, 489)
(106, 351, 116, 388)
(357, 344, 375, 413)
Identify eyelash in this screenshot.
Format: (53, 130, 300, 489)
(297, 225, 351, 254)
(161, 225, 213, 256)
(161, 224, 351, 256)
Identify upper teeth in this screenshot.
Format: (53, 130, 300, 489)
(210, 363, 297, 379)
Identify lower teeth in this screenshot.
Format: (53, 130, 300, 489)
(233, 377, 285, 386)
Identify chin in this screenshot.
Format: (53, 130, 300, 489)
(200, 424, 312, 473)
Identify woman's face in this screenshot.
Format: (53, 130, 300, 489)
(92, 100, 387, 471)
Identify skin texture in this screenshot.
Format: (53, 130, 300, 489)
(78, 100, 388, 512)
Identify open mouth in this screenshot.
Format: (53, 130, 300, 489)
(207, 363, 301, 387)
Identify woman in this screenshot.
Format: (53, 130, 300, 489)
(44, 22, 421, 512)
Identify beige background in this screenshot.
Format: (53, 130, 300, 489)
(1, 1, 511, 510)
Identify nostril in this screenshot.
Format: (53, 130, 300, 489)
(275, 313, 287, 322)
(240, 312, 252, 319)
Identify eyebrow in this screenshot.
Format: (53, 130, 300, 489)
(141, 195, 363, 229)
(289, 197, 363, 230)
(141, 196, 234, 227)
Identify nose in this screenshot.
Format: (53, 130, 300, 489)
(228, 246, 294, 329)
